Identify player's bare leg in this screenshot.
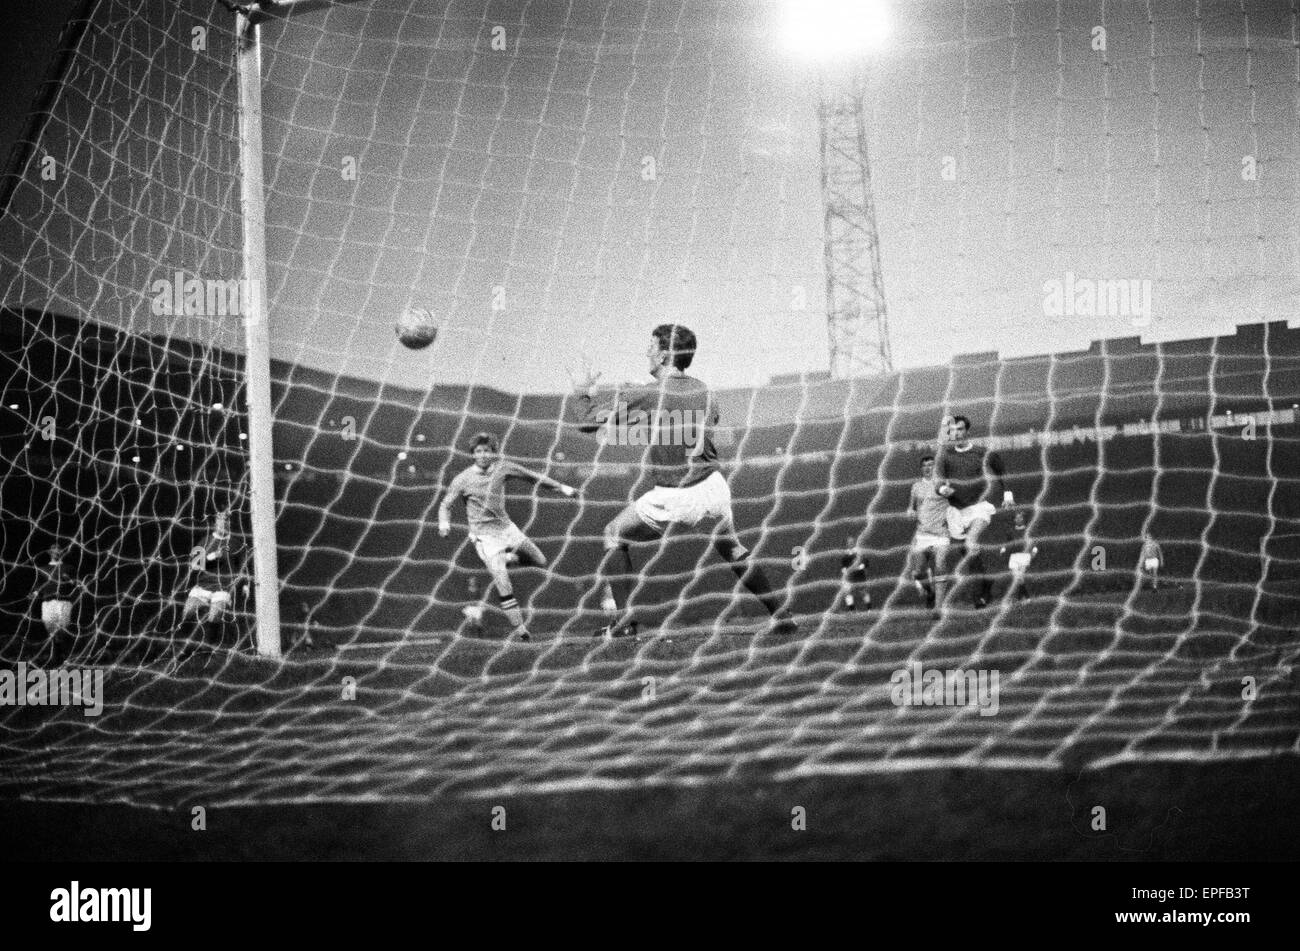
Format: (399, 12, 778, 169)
(710, 521, 797, 635)
(204, 601, 231, 650)
(505, 536, 547, 569)
(933, 542, 961, 618)
(593, 504, 658, 638)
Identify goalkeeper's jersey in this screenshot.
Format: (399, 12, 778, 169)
(574, 373, 721, 489)
(194, 534, 243, 589)
(443, 461, 561, 533)
(937, 443, 1007, 509)
(38, 564, 74, 602)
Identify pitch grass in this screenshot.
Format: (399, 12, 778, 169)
(4, 759, 1300, 860)
(1, 588, 1297, 859)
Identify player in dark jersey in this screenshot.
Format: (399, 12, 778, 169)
(181, 509, 245, 644)
(836, 534, 870, 612)
(998, 511, 1038, 602)
(36, 544, 85, 664)
(934, 414, 1014, 609)
(38, 545, 75, 637)
(1138, 536, 1163, 590)
(570, 323, 797, 639)
(437, 432, 577, 641)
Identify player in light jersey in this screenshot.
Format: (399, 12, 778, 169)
(570, 323, 797, 639)
(906, 454, 950, 612)
(438, 432, 577, 642)
(935, 414, 1014, 609)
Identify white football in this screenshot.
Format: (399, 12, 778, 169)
(396, 306, 439, 350)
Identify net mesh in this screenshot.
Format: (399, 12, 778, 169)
(0, 0, 1298, 807)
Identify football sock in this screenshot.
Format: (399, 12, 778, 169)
(731, 559, 783, 617)
(599, 546, 636, 613)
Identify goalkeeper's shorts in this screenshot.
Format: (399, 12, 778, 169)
(187, 586, 231, 609)
(634, 471, 735, 534)
(912, 531, 950, 553)
(471, 522, 527, 567)
(41, 599, 72, 633)
(946, 500, 997, 540)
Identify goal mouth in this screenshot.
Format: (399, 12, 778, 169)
(1, 0, 1298, 809)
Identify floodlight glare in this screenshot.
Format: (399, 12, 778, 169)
(779, 0, 892, 60)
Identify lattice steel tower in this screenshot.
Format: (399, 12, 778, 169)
(818, 69, 892, 378)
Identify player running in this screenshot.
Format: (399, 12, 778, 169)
(437, 432, 577, 642)
(569, 323, 797, 639)
(934, 414, 1014, 609)
(906, 454, 950, 613)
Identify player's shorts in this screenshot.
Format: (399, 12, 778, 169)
(946, 500, 997, 540)
(41, 599, 72, 632)
(470, 522, 527, 567)
(912, 531, 950, 554)
(634, 470, 734, 535)
(187, 586, 231, 609)
(1143, 557, 1160, 572)
(1008, 552, 1032, 575)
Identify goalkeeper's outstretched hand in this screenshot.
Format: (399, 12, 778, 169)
(567, 355, 602, 397)
(936, 414, 953, 444)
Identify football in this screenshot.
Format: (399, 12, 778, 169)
(395, 306, 438, 349)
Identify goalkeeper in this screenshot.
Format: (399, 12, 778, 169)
(934, 414, 1014, 609)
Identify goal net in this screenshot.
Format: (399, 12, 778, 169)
(0, 0, 1297, 807)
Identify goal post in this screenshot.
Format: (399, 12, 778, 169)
(235, 7, 281, 658)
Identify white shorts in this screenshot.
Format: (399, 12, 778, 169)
(1008, 552, 1032, 575)
(946, 500, 997, 540)
(187, 586, 231, 609)
(41, 599, 72, 632)
(1143, 557, 1160, 572)
(634, 470, 734, 533)
(471, 522, 527, 567)
(912, 532, 950, 553)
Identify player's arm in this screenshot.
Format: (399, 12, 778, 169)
(502, 460, 577, 497)
(986, 449, 1013, 508)
(934, 418, 955, 498)
(568, 359, 656, 436)
(568, 359, 611, 434)
(437, 474, 463, 536)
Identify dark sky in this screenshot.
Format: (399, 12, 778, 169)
(2, 0, 1298, 394)
(0, 2, 79, 178)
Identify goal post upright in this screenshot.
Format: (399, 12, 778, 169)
(235, 7, 281, 658)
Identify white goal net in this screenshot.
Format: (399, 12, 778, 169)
(0, 0, 1297, 807)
